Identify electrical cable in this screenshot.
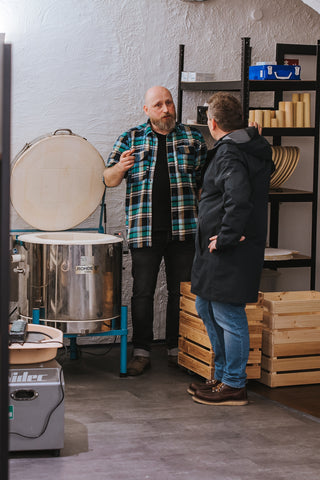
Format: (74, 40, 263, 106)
(78, 335, 118, 357)
(9, 306, 17, 318)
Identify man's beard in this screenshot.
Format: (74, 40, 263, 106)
(151, 114, 176, 133)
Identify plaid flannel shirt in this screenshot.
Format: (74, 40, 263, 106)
(105, 121, 207, 248)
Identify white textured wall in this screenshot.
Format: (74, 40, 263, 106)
(2, 0, 320, 341)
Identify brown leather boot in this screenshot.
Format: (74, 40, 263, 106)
(192, 382, 248, 405)
(127, 356, 151, 376)
(187, 378, 221, 395)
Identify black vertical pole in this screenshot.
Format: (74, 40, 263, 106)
(310, 39, 320, 290)
(0, 42, 11, 480)
(240, 37, 251, 126)
(177, 44, 184, 123)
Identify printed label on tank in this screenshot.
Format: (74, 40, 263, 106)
(76, 256, 98, 274)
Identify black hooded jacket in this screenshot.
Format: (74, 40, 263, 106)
(191, 126, 274, 304)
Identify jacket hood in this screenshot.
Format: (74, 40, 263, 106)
(221, 126, 272, 162)
(217, 126, 274, 176)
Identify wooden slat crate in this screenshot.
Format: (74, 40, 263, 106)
(260, 291, 320, 387)
(178, 282, 263, 380)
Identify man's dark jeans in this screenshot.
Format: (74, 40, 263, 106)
(130, 232, 195, 351)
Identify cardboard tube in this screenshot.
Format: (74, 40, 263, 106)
(302, 93, 311, 127)
(279, 101, 286, 111)
(263, 110, 271, 128)
(276, 110, 285, 127)
(271, 118, 278, 128)
(254, 110, 264, 127)
(248, 110, 255, 124)
(284, 101, 294, 127)
(292, 102, 297, 126)
(292, 94, 300, 126)
(295, 101, 304, 128)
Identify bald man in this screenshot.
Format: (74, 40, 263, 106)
(104, 86, 207, 375)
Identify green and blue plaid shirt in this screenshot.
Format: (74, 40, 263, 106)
(106, 121, 207, 248)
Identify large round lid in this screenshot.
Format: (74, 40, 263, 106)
(18, 232, 122, 245)
(10, 130, 105, 231)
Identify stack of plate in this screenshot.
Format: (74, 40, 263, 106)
(270, 146, 300, 189)
(264, 248, 294, 261)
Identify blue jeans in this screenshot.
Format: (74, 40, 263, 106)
(195, 296, 249, 388)
(131, 232, 195, 351)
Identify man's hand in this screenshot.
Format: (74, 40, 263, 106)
(208, 235, 245, 253)
(103, 148, 135, 187)
(248, 121, 262, 135)
(118, 148, 135, 173)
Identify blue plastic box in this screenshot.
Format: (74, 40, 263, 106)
(249, 65, 301, 80)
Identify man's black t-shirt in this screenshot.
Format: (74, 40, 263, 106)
(152, 133, 171, 233)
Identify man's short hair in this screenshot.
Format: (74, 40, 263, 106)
(207, 92, 244, 131)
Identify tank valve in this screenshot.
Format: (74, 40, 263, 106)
(11, 254, 25, 263)
(13, 266, 25, 275)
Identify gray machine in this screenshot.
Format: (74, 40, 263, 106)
(8, 359, 64, 455)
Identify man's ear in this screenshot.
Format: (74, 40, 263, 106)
(208, 117, 216, 130)
(143, 105, 149, 116)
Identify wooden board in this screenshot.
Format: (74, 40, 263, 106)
(179, 337, 213, 364)
(262, 354, 320, 372)
(262, 337, 320, 358)
(178, 351, 213, 379)
(263, 291, 320, 314)
(260, 369, 320, 387)
(263, 311, 320, 329)
(263, 327, 320, 345)
(180, 296, 199, 317)
(179, 311, 207, 333)
(180, 314, 211, 348)
(262, 328, 320, 357)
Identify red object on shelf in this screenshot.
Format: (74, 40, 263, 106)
(284, 59, 299, 65)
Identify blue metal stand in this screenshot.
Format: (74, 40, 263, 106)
(32, 308, 40, 325)
(32, 306, 128, 377)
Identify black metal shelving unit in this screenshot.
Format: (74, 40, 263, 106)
(177, 38, 320, 289)
(0, 41, 11, 480)
(262, 40, 320, 289)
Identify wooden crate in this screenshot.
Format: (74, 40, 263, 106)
(260, 291, 320, 387)
(178, 282, 263, 380)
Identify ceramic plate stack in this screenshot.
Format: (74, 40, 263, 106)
(264, 248, 294, 260)
(269, 146, 300, 189)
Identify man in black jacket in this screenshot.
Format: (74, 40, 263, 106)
(189, 92, 273, 405)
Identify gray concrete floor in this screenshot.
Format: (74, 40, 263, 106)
(9, 343, 320, 480)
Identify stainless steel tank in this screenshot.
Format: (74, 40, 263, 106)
(17, 232, 122, 334)
(10, 131, 123, 335)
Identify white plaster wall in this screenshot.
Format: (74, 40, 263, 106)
(2, 0, 320, 342)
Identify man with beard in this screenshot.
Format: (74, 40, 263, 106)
(104, 86, 207, 375)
